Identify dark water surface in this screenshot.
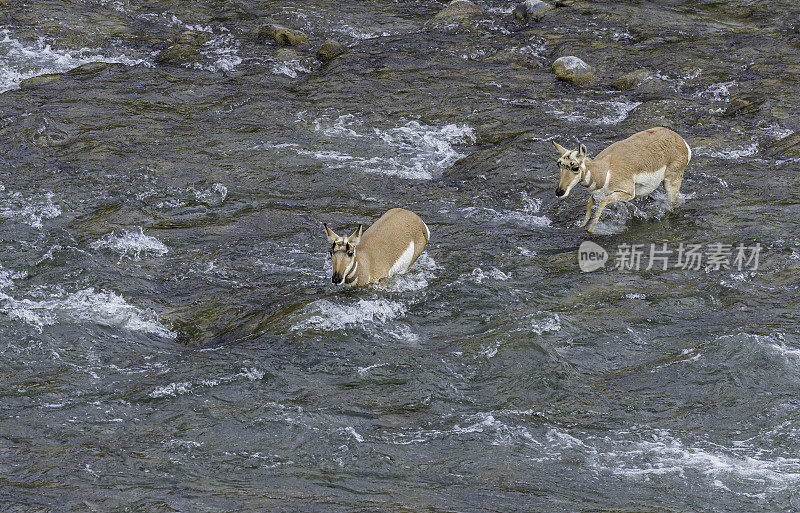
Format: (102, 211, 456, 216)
(2, 0, 800, 511)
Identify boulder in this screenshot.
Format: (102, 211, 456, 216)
(317, 39, 347, 62)
(552, 56, 594, 86)
(513, 0, 554, 23)
(257, 24, 309, 46)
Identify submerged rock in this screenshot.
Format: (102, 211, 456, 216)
(317, 39, 346, 62)
(273, 48, 303, 62)
(429, 0, 486, 26)
(155, 44, 201, 65)
(66, 62, 116, 75)
(612, 69, 653, 90)
(257, 24, 309, 46)
(20, 74, 63, 88)
(513, 0, 554, 23)
(176, 30, 212, 46)
(552, 56, 594, 86)
(766, 132, 800, 158)
(723, 94, 765, 117)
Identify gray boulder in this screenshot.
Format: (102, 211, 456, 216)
(513, 0, 554, 23)
(552, 56, 594, 86)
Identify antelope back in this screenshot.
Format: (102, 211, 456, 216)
(358, 208, 429, 280)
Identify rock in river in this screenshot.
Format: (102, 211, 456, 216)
(317, 39, 346, 62)
(273, 48, 303, 62)
(552, 56, 594, 86)
(429, 0, 486, 26)
(513, 0, 554, 23)
(155, 43, 201, 65)
(257, 24, 309, 46)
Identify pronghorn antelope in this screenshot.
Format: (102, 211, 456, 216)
(324, 208, 430, 287)
(553, 127, 691, 233)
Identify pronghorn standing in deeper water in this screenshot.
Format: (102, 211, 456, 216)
(553, 127, 691, 233)
(324, 208, 430, 287)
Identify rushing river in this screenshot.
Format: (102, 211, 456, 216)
(2, 0, 800, 511)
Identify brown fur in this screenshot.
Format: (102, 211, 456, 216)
(554, 127, 690, 233)
(327, 208, 429, 287)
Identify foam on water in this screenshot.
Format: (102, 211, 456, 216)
(0, 286, 175, 339)
(0, 29, 148, 93)
(546, 97, 641, 125)
(292, 298, 407, 332)
(385, 412, 539, 447)
(157, 14, 241, 72)
(272, 60, 311, 78)
(194, 183, 228, 205)
(379, 253, 438, 293)
(149, 367, 266, 398)
(601, 429, 800, 492)
(529, 311, 561, 335)
(91, 227, 168, 260)
(194, 32, 242, 72)
(302, 115, 475, 179)
(469, 267, 510, 284)
(694, 142, 759, 160)
(703, 80, 737, 102)
(0, 189, 61, 228)
(462, 192, 552, 228)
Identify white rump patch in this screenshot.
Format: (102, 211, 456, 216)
(389, 242, 415, 277)
(424, 222, 430, 242)
(684, 139, 692, 163)
(634, 165, 666, 197)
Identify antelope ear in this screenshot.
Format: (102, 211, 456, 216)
(578, 143, 588, 160)
(347, 224, 362, 246)
(553, 141, 569, 155)
(324, 223, 338, 243)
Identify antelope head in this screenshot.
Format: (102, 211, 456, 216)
(553, 141, 588, 198)
(324, 223, 362, 285)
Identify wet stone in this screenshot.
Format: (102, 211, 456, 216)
(552, 56, 594, 86)
(176, 30, 212, 46)
(155, 44, 201, 65)
(257, 24, 309, 46)
(429, 0, 486, 26)
(65, 62, 115, 75)
(274, 48, 303, 62)
(513, 0, 555, 23)
(317, 39, 347, 62)
(20, 73, 63, 88)
(612, 69, 653, 91)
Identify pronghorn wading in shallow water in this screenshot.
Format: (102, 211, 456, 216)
(553, 127, 691, 234)
(324, 208, 430, 287)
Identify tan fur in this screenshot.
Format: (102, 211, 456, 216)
(325, 208, 429, 287)
(554, 127, 690, 233)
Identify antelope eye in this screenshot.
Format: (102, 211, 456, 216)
(347, 251, 354, 257)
